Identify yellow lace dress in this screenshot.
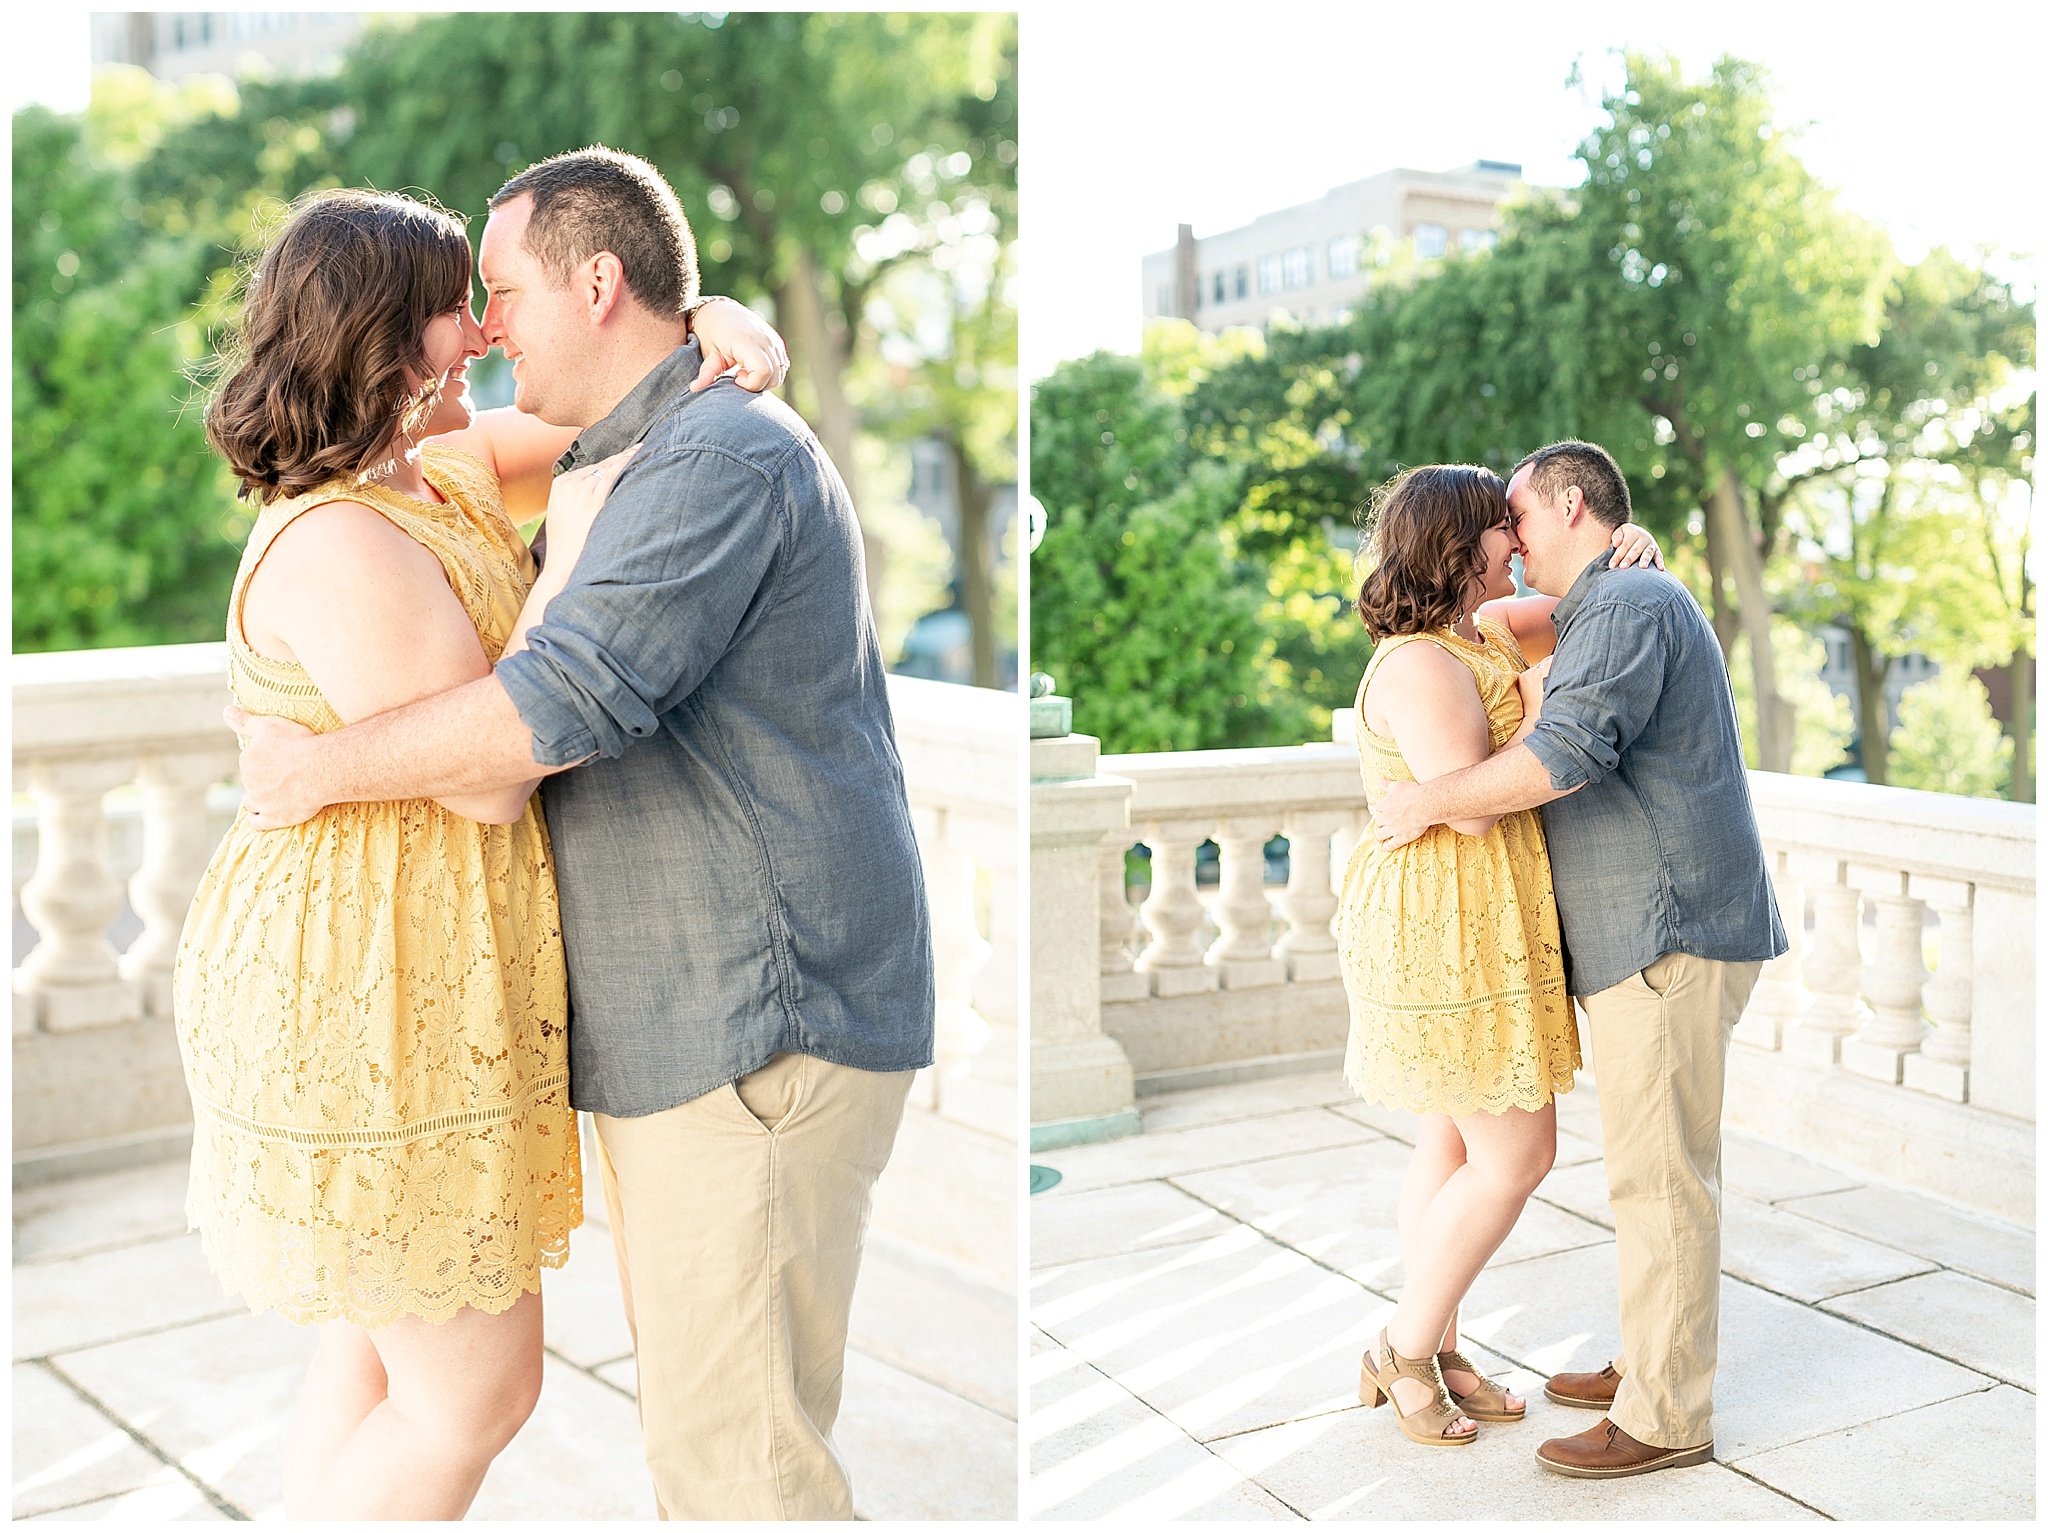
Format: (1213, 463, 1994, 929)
(173, 445, 581, 1327)
(1337, 616, 1579, 1116)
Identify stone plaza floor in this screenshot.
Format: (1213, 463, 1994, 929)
(14, 1109, 1018, 1521)
(1028, 1068, 2035, 1521)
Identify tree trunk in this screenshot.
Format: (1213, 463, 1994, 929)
(1709, 467, 1794, 772)
(772, 250, 883, 612)
(1847, 623, 1892, 785)
(948, 435, 999, 689)
(2009, 646, 2034, 803)
(1701, 503, 1739, 661)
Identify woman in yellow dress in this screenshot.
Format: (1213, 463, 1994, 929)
(174, 188, 782, 1518)
(1338, 464, 1661, 1447)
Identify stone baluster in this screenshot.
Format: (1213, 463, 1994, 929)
(13, 756, 145, 1034)
(121, 750, 237, 1021)
(1842, 871, 1929, 1083)
(1275, 810, 1345, 982)
(1785, 858, 1865, 1066)
(1902, 883, 1973, 1102)
(1206, 817, 1284, 988)
(1135, 818, 1219, 996)
(1099, 839, 1149, 1002)
(1734, 849, 1805, 1050)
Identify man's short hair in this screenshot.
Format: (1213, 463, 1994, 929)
(1511, 439, 1632, 529)
(490, 146, 698, 316)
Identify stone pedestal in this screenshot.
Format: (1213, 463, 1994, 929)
(1030, 729, 1139, 1149)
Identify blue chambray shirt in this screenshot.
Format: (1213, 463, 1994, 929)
(1524, 551, 1787, 998)
(495, 340, 935, 1117)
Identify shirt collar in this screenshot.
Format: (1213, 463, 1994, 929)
(554, 337, 706, 476)
(1549, 548, 1616, 637)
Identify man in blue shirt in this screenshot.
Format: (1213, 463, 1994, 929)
(1375, 439, 1784, 1480)
(235, 148, 934, 1518)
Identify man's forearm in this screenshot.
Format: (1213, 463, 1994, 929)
(303, 674, 566, 805)
(1413, 743, 1569, 825)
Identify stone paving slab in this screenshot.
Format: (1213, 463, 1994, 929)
(18, 1118, 1019, 1522)
(1727, 1383, 2034, 1521)
(1528, 1159, 1619, 1231)
(1033, 1228, 1383, 1444)
(1034, 1110, 1380, 1197)
(1204, 1405, 1817, 1521)
(1028, 1331, 1299, 1521)
(11, 1362, 179, 1519)
(1321, 1098, 1603, 1166)
(14, 1234, 244, 1363)
(50, 1308, 315, 1519)
(837, 1349, 1018, 1520)
(1822, 1269, 2036, 1390)
(1138, 1072, 1360, 1135)
(538, 1226, 634, 1370)
(1720, 1192, 1939, 1303)
(13, 1162, 192, 1266)
(1172, 1139, 1612, 1293)
(1030, 1071, 2034, 1522)
(22, 1482, 229, 1520)
(1721, 1132, 1863, 1204)
(469, 1354, 657, 1521)
(849, 1243, 1018, 1418)
(1451, 1242, 1998, 1460)
(1030, 1181, 1234, 1271)
(1782, 1184, 2036, 1295)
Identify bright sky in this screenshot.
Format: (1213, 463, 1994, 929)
(1020, 2, 2043, 377)
(13, 5, 2042, 383)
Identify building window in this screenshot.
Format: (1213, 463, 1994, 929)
(1158, 284, 1173, 316)
(1235, 265, 1249, 299)
(1413, 223, 1448, 259)
(1328, 234, 1359, 279)
(1458, 228, 1497, 253)
(1281, 246, 1310, 288)
(1257, 255, 1281, 296)
(1212, 271, 1226, 305)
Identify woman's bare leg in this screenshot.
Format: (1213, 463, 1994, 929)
(282, 1324, 390, 1516)
(297, 1290, 545, 1520)
(1391, 1116, 1487, 1396)
(1382, 1103, 1556, 1422)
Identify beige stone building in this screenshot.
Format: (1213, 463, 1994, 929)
(88, 12, 365, 82)
(1141, 160, 1522, 332)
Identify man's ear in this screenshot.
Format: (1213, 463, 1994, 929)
(584, 252, 629, 327)
(1560, 484, 1586, 527)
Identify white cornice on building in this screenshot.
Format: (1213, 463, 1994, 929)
(1141, 161, 1525, 333)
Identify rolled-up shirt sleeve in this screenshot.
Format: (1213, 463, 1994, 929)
(497, 444, 782, 766)
(1525, 599, 1669, 791)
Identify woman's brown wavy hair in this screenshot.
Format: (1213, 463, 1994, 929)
(1354, 464, 1509, 641)
(205, 189, 472, 504)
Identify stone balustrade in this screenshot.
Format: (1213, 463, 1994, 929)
(1073, 712, 2035, 1220)
(13, 643, 1018, 1179)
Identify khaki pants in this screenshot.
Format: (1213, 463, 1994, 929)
(593, 1052, 914, 1520)
(1581, 952, 1760, 1450)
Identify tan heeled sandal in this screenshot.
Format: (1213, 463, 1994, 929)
(1359, 1328, 1476, 1446)
(1437, 1347, 1525, 1422)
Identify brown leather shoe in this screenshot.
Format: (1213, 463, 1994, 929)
(1536, 1418, 1713, 1479)
(1543, 1362, 1621, 1410)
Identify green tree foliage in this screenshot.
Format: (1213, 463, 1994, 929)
(1888, 671, 2013, 799)
(14, 14, 1017, 662)
(1778, 252, 2035, 789)
(12, 86, 249, 650)
(1173, 54, 1901, 769)
(1051, 51, 2029, 797)
(1030, 351, 1311, 752)
(1728, 621, 1853, 778)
